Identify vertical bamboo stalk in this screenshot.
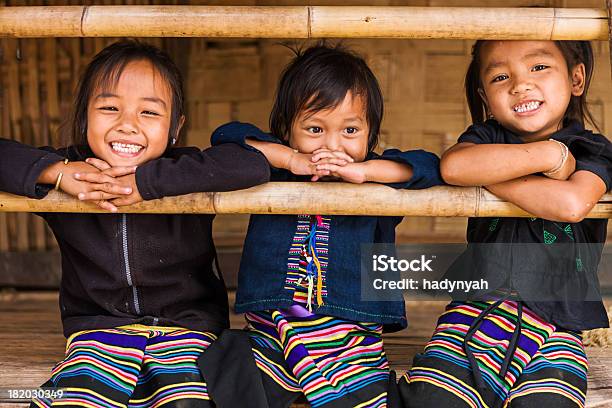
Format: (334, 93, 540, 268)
(42, 38, 61, 250)
(23, 39, 47, 251)
(4, 39, 30, 252)
(0, 35, 8, 252)
(0, 212, 7, 252)
(69, 39, 81, 100)
(0, 0, 5, 255)
(93, 37, 106, 55)
(607, 0, 612, 80)
(5, 40, 22, 143)
(43, 39, 60, 144)
(23, 1, 43, 250)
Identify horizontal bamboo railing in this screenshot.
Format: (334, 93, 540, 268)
(0, 184, 610, 218)
(0, 6, 608, 40)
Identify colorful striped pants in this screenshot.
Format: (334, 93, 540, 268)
(246, 310, 392, 408)
(31, 325, 216, 408)
(399, 301, 588, 408)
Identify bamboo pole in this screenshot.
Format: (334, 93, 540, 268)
(607, 0, 612, 80)
(23, 39, 47, 251)
(0, 6, 608, 40)
(0, 6, 309, 38)
(0, 28, 7, 251)
(0, 184, 610, 218)
(311, 7, 607, 40)
(3, 39, 29, 252)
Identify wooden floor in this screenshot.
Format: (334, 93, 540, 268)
(0, 290, 610, 407)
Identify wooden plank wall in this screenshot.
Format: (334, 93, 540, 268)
(1, 0, 611, 254)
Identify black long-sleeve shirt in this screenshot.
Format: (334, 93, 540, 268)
(0, 139, 270, 337)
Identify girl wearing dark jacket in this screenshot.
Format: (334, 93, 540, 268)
(0, 40, 269, 408)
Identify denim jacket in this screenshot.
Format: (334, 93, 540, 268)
(212, 122, 443, 332)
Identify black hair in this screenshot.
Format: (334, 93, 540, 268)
(65, 40, 184, 153)
(269, 42, 383, 152)
(465, 40, 598, 131)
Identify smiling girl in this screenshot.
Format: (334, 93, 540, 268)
(197, 44, 443, 408)
(0, 40, 269, 407)
(399, 40, 611, 408)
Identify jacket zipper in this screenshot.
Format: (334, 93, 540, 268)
(122, 214, 141, 315)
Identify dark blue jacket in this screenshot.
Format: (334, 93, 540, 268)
(212, 122, 443, 332)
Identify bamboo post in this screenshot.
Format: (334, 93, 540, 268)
(0, 32, 7, 251)
(607, 0, 612, 80)
(0, 6, 608, 40)
(3, 39, 29, 252)
(23, 39, 47, 251)
(0, 185, 610, 218)
(42, 39, 59, 144)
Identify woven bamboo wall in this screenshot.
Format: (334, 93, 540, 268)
(1, 0, 611, 252)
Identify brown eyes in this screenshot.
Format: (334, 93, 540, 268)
(490, 64, 549, 83)
(96, 107, 159, 116)
(492, 74, 508, 83)
(305, 127, 360, 135)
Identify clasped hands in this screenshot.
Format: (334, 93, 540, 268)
(288, 148, 369, 184)
(55, 158, 142, 212)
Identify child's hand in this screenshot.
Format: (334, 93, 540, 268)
(72, 158, 137, 212)
(315, 161, 368, 184)
(311, 149, 354, 166)
(109, 174, 143, 207)
(287, 151, 317, 175)
(311, 149, 366, 183)
(285, 150, 329, 181)
(59, 162, 114, 199)
(81, 158, 142, 208)
(543, 148, 576, 181)
(310, 149, 356, 182)
(39, 160, 133, 212)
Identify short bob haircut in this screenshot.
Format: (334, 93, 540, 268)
(65, 40, 185, 155)
(465, 40, 598, 131)
(269, 42, 384, 153)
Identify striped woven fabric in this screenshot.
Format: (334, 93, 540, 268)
(398, 301, 588, 408)
(31, 325, 216, 408)
(284, 215, 330, 305)
(246, 310, 390, 408)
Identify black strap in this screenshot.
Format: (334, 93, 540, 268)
(463, 296, 508, 391)
(463, 292, 523, 406)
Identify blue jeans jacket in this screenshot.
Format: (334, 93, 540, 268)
(212, 122, 444, 332)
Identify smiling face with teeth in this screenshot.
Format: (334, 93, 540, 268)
(86, 60, 179, 167)
(478, 41, 586, 141)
